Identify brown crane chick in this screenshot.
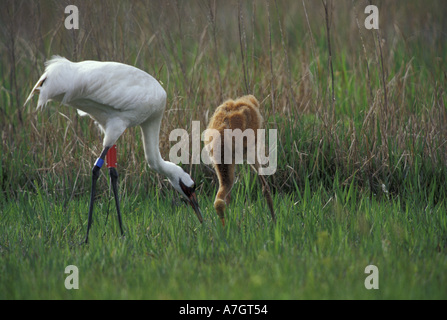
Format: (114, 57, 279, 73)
(204, 95, 275, 226)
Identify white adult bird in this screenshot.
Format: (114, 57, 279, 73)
(24, 56, 203, 243)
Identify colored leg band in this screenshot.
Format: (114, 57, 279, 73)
(94, 158, 104, 168)
(107, 145, 117, 168)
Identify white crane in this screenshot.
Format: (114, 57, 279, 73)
(24, 56, 203, 243)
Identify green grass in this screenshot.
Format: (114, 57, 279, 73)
(1, 176, 446, 299)
(1, 0, 447, 300)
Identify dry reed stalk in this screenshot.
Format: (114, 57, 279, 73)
(322, 0, 335, 121)
(265, 0, 276, 123)
(352, 0, 374, 107)
(237, 0, 250, 94)
(207, 0, 223, 102)
(274, 0, 295, 115)
(302, 0, 319, 101)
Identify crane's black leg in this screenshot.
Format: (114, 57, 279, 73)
(109, 167, 124, 236)
(251, 162, 276, 223)
(84, 147, 109, 244)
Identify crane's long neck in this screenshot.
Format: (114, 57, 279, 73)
(140, 115, 177, 178)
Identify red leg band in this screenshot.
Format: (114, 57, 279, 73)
(106, 145, 117, 168)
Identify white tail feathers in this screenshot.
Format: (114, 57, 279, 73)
(24, 74, 47, 109)
(77, 109, 89, 117)
(23, 55, 71, 109)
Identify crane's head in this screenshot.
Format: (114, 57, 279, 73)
(168, 166, 203, 223)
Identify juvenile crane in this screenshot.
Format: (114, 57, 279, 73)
(24, 56, 203, 243)
(204, 95, 275, 226)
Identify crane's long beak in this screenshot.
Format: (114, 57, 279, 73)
(188, 192, 203, 223)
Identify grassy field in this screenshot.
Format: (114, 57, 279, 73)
(1, 180, 446, 299)
(1, 0, 447, 300)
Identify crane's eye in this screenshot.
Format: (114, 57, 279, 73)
(179, 178, 191, 196)
(179, 178, 196, 196)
